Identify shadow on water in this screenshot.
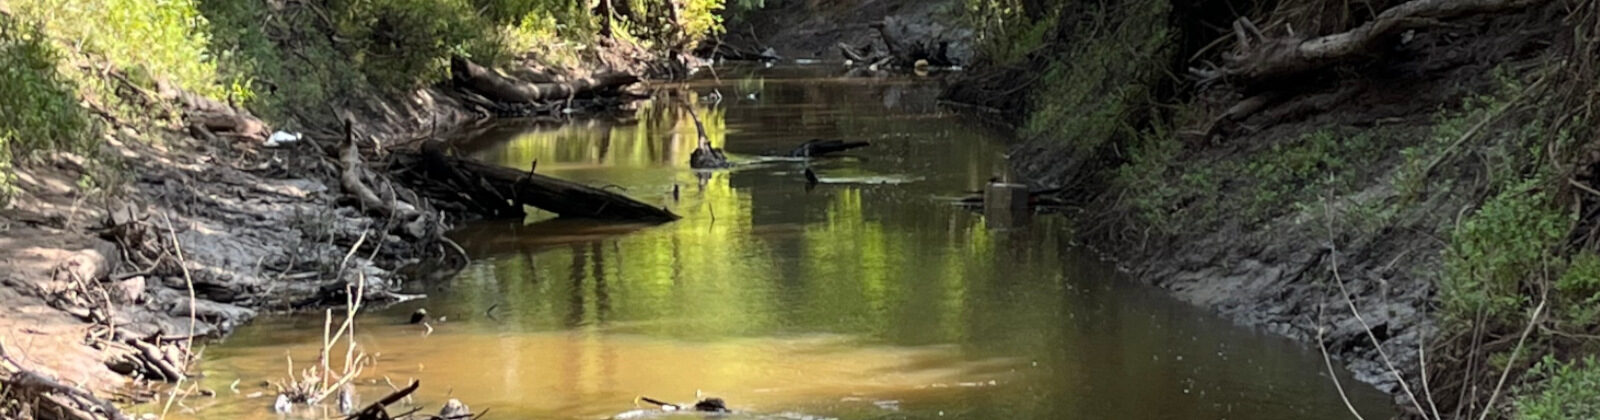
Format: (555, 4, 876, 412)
(161, 64, 1396, 420)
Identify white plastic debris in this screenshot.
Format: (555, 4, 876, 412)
(273, 394, 293, 413)
(264, 131, 302, 148)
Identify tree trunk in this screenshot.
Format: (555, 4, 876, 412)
(1201, 0, 1549, 84)
(395, 145, 679, 222)
(450, 56, 639, 103)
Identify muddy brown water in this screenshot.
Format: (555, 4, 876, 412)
(147, 65, 1394, 419)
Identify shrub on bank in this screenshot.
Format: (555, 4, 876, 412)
(0, 17, 97, 205)
(1516, 355, 1600, 420)
(1441, 179, 1569, 323)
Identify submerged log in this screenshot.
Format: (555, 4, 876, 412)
(450, 56, 640, 103)
(396, 145, 678, 222)
(786, 139, 871, 157)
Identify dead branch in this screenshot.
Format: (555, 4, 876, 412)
(1, 340, 128, 420)
(1208, 0, 1550, 84)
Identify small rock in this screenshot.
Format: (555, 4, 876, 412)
(410, 308, 428, 324)
(440, 399, 470, 418)
(115, 276, 146, 304)
(273, 394, 292, 413)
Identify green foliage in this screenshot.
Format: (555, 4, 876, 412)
(328, 0, 490, 89)
(1022, 0, 1171, 155)
(1442, 178, 1571, 322)
(0, 17, 97, 205)
(1516, 356, 1600, 420)
(1243, 129, 1383, 221)
(1115, 125, 1222, 234)
(1555, 252, 1600, 327)
(680, 0, 728, 46)
(14, 0, 219, 97)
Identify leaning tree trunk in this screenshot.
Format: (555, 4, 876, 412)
(450, 56, 639, 103)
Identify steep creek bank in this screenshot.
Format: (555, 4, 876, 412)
(959, 1, 1595, 417)
(0, 41, 680, 418)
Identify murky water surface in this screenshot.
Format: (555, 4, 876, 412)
(157, 65, 1394, 419)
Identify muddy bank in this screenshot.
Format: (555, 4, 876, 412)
(986, 2, 1568, 413)
(0, 45, 676, 416)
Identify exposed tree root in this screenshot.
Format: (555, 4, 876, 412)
(1195, 0, 1551, 85)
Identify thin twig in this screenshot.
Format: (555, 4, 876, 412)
(1324, 201, 1431, 417)
(1475, 296, 1547, 420)
(1316, 303, 1367, 420)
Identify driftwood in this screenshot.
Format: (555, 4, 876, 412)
(395, 145, 678, 221)
(1, 341, 128, 420)
(338, 120, 432, 239)
(785, 139, 871, 157)
(343, 379, 418, 420)
(838, 42, 875, 62)
(450, 56, 640, 104)
(1194, 0, 1548, 85)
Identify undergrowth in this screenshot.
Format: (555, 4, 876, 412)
(1516, 356, 1600, 420)
(0, 0, 725, 203)
(0, 15, 98, 205)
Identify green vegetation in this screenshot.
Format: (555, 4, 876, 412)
(0, 0, 727, 203)
(1441, 179, 1569, 322)
(1516, 356, 1600, 420)
(0, 16, 98, 205)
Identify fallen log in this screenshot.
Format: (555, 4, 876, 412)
(450, 56, 640, 103)
(1195, 0, 1549, 85)
(785, 139, 871, 157)
(395, 146, 678, 222)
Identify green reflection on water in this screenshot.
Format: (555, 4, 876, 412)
(161, 66, 1396, 420)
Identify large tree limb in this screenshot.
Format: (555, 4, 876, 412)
(338, 120, 430, 238)
(1207, 0, 1549, 84)
(394, 147, 678, 222)
(450, 56, 639, 104)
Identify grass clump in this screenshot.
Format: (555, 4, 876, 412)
(1243, 129, 1384, 221)
(0, 16, 98, 205)
(1022, 0, 1172, 154)
(1515, 355, 1600, 420)
(1441, 178, 1571, 322)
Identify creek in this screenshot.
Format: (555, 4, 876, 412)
(159, 64, 1394, 419)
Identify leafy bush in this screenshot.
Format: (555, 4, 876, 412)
(329, 0, 491, 89)
(0, 17, 96, 204)
(1555, 252, 1600, 327)
(13, 0, 219, 96)
(1516, 356, 1600, 420)
(1441, 178, 1571, 322)
(1021, 0, 1171, 154)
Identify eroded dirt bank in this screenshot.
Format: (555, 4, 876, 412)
(969, 0, 1596, 417)
(0, 44, 679, 418)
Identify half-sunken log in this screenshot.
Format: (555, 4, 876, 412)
(396, 143, 678, 222)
